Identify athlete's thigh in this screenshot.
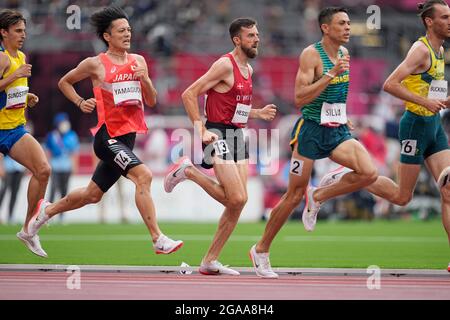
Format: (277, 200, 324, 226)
(425, 149, 450, 182)
(92, 160, 122, 193)
(9, 133, 48, 172)
(329, 138, 374, 172)
(287, 142, 314, 191)
(213, 157, 246, 198)
(236, 159, 249, 192)
(397, 162, 421, 196)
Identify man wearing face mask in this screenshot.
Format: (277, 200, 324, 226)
(45, 112, 79, 222)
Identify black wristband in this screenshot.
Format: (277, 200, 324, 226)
(77, 98, 85, 108)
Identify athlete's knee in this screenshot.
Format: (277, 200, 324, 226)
(227, 193, 248, 210)
(440, 184, 450, 202)
(35, 162, 51, 182)
(438, 166, 450, 200)
(366, 168, 378, 185)
(133, 167, 153, 187)
(285, 187, 305, 207)
(356, 166, 378, 186)
(84, 189, 103, 204)
(394, 193, 413, 206)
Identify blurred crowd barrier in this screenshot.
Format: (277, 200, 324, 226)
(26, 52, 387, 139)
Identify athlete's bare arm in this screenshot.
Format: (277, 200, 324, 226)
(133, 54, 157, 107)
(182, 57, 233, 143)
(27, 93, 39, 107)
(58, 57, 100, 114)
(245, 64, 277, 121)
(438, 47, 450, 108)
(384, 41, 445, 113)
(0, 52, 31, 92)
(294, 45, 348, 108)
(249, 104, 277, 121)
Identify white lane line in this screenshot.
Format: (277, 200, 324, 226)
(0, 234, 445, 243)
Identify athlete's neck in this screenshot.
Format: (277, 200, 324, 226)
(106, 48, 128, 63)
(425, 32, 444, 56)
(2, 43, 19, 57)
(320, 38, 341, 59)
(232, 48, 249, 67)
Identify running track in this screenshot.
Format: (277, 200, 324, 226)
(0, 265, 449, 300)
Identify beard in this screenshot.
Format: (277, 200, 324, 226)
(242, 44, 258, 59)
(437, 29, 450, 40)
(432, 24, 450, 40)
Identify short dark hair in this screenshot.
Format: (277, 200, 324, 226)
(417, 0, 448, 28)
(229, 18, 257, 45)
(318, 7, 348, 34)
(0, 9, 26, 41)
(90, 6, 129, 47)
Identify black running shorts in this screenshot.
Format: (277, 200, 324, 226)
(201, 121, 249, 169)
(92, 124, 142, 192)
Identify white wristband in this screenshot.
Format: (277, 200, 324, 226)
(324, 72, 335, 79)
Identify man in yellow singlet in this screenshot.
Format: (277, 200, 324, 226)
(320, 0, 450, 272)
(0, 9, 51, 258)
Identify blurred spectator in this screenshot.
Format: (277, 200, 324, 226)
(359, 116, 387, 174)
(97, 176, 130, 224)
(0, 155, 25, 224)
(142, 127, 170, 175)
(441, 109, 450, 143)
(45, 112, 80, 222)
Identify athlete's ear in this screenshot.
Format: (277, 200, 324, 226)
(424, 16, 433, 28)
(320, 23, 329, 35)
(103, 32, 111, 44)
(0, 28, 7, 39)
(232, 34, 241, 47)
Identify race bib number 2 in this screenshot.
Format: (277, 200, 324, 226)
(290, 158, 303, 176)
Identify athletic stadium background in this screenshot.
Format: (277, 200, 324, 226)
(1, 0, 448, 223)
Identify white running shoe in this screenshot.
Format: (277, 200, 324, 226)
(153, 234, 183, 254)
(302, 186, 321, 232)
(437, 166, 450, 189)
(16, 228, 48, 258)
(198, 260, 240, 276)
(319, 165, 353, 188)
(164, 156, 193, 193)
(28, 199, 51, 237)
(249, 245, 278, 279)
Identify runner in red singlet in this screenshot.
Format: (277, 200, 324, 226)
(27, 6, 183, 256)
(164, 18, 277, 275)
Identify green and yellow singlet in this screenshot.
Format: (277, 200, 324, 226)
(402, 36, 445, 117)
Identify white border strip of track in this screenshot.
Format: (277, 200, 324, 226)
(0, 264, 448, 277)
